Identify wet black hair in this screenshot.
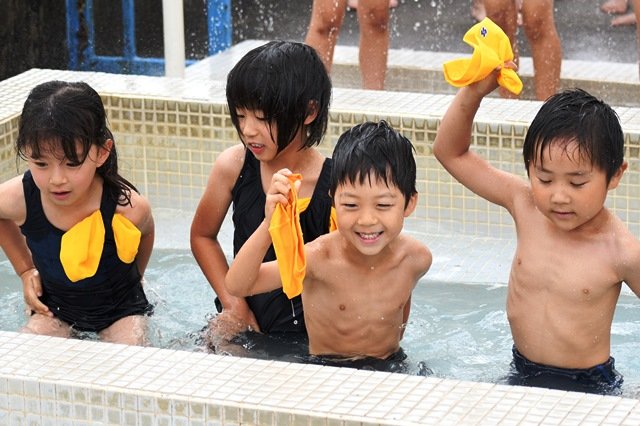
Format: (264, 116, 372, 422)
(16, 80, 137, 206)
(226, 40, 332, 153)
(329, 120, 417, 207)
(523, 88, 624, 183)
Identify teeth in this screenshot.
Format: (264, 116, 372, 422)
(359, 232, 380, 240)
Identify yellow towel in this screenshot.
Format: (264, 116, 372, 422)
(112, 213, 141, 263)
(269, 174, 306, 299)
(60, 211, 141, 282)
(442, 17, 523, 95)
(60, 210, 105, 282)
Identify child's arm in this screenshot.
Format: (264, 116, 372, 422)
(433, 67, 528, 211)
(190, 145, 259, 329)
(126, 191, 154, 277)
(225, 169, 295, 297)
(0, 177, 51, 316)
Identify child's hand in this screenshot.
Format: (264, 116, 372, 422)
(20, 268, 52, 317)
(264, 168, 299, 222)
(470, 61, 518, 97)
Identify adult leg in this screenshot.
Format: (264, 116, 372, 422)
(521, 0, 562, 100)
(99, 315, 147, 346)
(484, 0, 519, 98)
(356, 0, 390, 90)
(305, 0, 349, 73)
(21, 313, 72, 338)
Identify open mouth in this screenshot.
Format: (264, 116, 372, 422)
(357, 231, 382, 242)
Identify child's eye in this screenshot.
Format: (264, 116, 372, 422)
(537, 178, 551, 184)
(32, 161, 47, 168)
(377, 204, 393, 209)
(571, 181, 587, 188)
(341, 203, 357, 209)
(66, 162, 82, 168)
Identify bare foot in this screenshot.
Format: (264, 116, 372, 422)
(348, 0, 398, 9)
(611, 11, 637, 26)
(601, 0, 629, 14)
(471, 0, 486, 21)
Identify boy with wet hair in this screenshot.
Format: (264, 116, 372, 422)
(434, 71, 640, 394)
(225, 121, 432, 371)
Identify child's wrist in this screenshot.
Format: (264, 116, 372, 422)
(19, 267, 37, 279)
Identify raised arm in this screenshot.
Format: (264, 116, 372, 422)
(224, 169, 295, 297)
(433, 69, 527, 211)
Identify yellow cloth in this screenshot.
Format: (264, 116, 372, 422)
(60, 211, 141, 282)
(112, 213, 141, 263)
(269, 174, 306, 299)
(442, 17, 523, 95)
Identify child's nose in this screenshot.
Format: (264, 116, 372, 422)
(49, 166, 67, 185)
(550, 186, 570, 204)
(241, 116, 260, 136)
(357, 209, 378, 226)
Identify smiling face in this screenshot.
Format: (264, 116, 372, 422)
(528, 139, 625, 232)
(26, 139, 110, 208)
(334, 173, 417, 257)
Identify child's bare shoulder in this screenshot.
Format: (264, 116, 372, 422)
(0, 175, 26, 222)
(212, 144, 246, 176)
(116, 190, 153, 233)
(397, 234, 432, 271)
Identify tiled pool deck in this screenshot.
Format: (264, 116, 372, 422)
(0, 43, 640, 424)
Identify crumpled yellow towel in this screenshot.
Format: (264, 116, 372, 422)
(442, 17, 523, 95)
(60, 211, 141, 282)
(269, 174, 306, 299)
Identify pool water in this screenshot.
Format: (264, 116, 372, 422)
(1, 209, 639, 398)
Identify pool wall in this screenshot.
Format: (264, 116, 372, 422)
(1, 67, 640, 424)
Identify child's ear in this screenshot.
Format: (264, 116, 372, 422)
(403, 193, 418, 217)
(304, 101, 318, 125)
(608, 161, 628, 190)
(96, 139, 113, 167)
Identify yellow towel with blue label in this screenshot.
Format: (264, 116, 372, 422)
(269, 174, 338, 299)
(443, 17, 523, 95)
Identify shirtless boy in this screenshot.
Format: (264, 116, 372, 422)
(225, 121, 432, 370)
(433, 72, 640, 394)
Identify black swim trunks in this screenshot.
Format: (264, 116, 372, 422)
(304, 348, 421, 374)
(506, 346, 623, 395)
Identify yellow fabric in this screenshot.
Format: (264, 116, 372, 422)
(60, 210, 105, 283)
(329, 207, 338, 232)
(269, 174, 306, 299)
(442, 17, 523, 95)
(59, 210, 141, 282)
(112, 213, 141, 264)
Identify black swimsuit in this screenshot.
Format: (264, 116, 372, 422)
(19, 171, 151, 332)
(230, 149, 333, 333)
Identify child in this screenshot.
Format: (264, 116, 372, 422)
(190, 41, 333, 342)
(225, 121, 432, 369)
(0, 80, 154, 345)
(433, 72, 640, 394)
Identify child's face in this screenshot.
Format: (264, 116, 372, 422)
(236, 108, 278, 160)
(528, 140, 624, 232)
(333, 174, 417, 257)
(26, 140, 110, 207)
